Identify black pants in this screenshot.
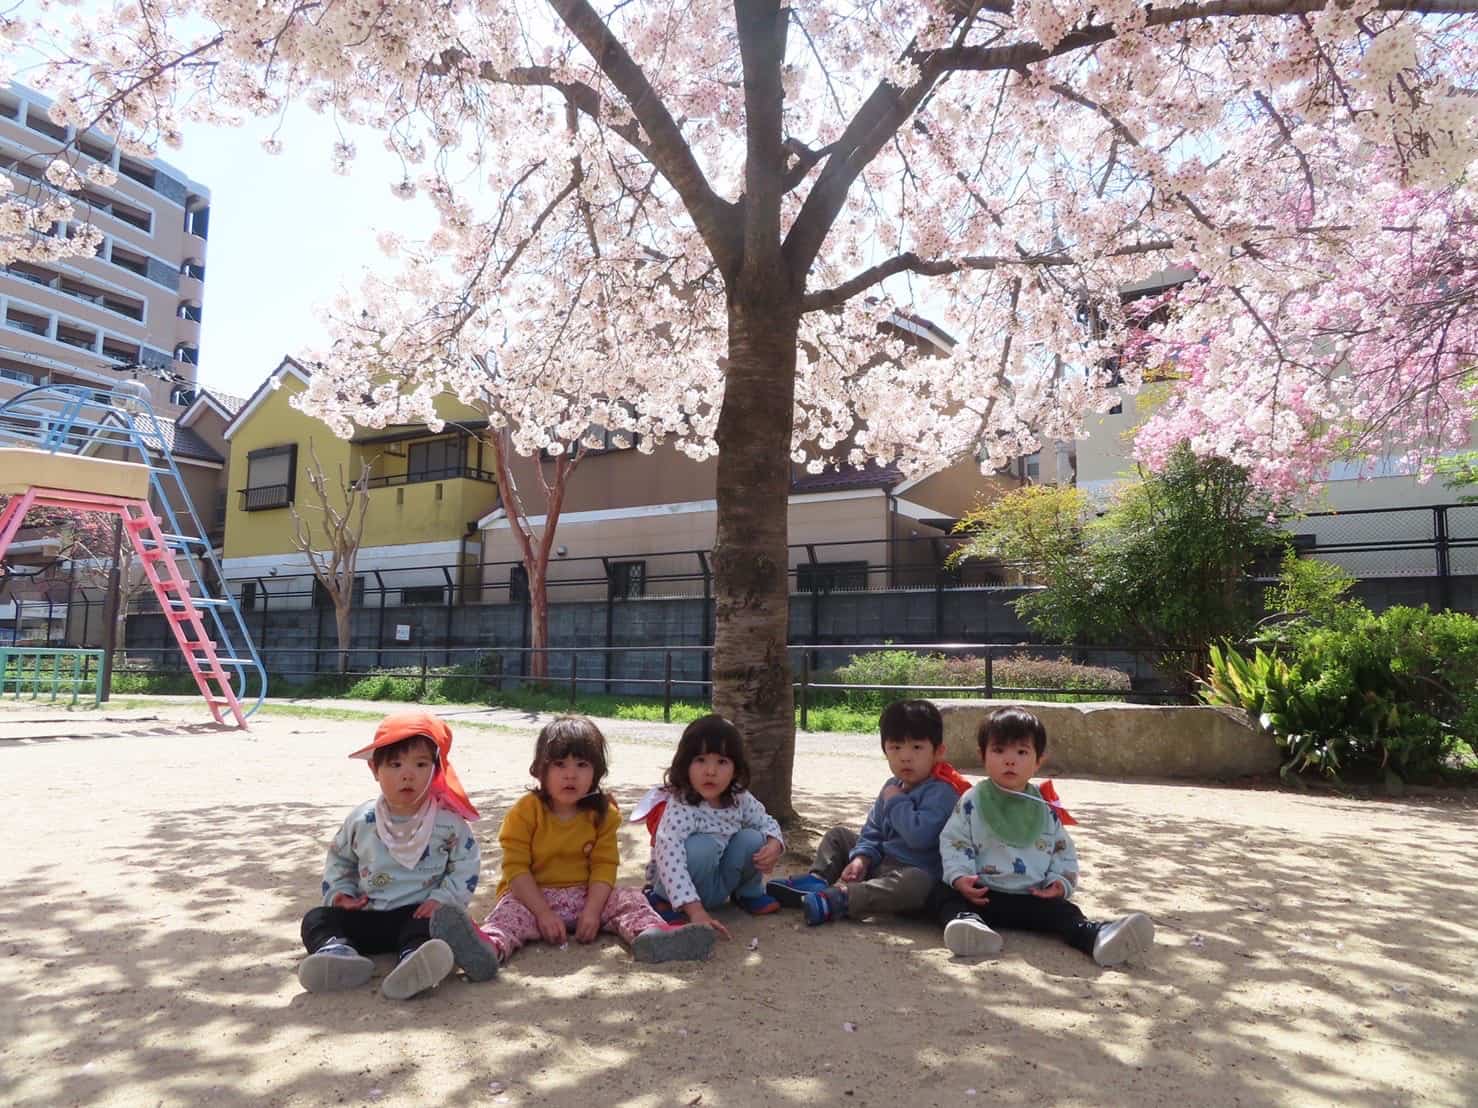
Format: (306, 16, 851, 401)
(927, 884, 1100, 956)
(301, 905, 431, 957)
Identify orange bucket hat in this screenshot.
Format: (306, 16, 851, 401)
(349, 709, 480, 821)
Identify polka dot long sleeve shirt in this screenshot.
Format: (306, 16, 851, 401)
(651, 790, 783, 909)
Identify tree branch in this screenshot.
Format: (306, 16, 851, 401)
(802, 240, 1175, 312)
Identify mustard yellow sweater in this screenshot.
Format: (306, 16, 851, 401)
(495, 791, 621, 899)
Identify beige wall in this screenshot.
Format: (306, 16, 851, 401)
(479, 492, 895, 602)
(498, 443, 719, 515)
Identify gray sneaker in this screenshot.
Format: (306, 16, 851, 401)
(631, 924, 718, 964)
(1092, 913, 1155, 967)
(381, 938, 454, 1000)
(944, 915, 1004, 958)
(430, 903, 499, 982)
(298, 943, 374, 993)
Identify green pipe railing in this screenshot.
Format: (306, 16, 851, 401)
(0, 646, 104, 706)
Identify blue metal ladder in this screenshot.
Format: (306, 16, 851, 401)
(0, 383, 267, 719)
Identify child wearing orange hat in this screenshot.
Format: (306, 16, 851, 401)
(297, 710, 485, 1000)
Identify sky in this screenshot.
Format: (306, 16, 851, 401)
(156, 112, 438, 401)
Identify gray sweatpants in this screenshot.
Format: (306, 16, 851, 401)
(811, 826, 936, 919)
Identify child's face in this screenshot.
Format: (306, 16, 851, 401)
(543, 755, 597, 811)
(982, 735, 1044, 792)
(372, 742, 437, 814)
(688, 750, 736, 804)
(882, 737, 938, 786)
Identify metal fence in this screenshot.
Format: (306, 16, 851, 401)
(109, 639, 1194, 723)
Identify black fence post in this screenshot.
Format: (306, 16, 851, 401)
(663, 650, 673, 723)
(984, 649, 994, 700)
(799, 650, 810, 731)
(569, 649, 578, 705)
(601, 557, 614, 695)
(697, 551, 713, 694)
(418, 651, 428, 699)
(1435, 506, 1453, 611)
(374, 570, 387, 669)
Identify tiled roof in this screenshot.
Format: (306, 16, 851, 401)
(144, 418, 223, 463)
(205, 390, 247, 414)
(789, 461, 904, 494)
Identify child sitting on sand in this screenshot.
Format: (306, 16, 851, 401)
(933, 707, 1155, 966)
(440, 716, 715, 969)
(297, 710, 481, 999)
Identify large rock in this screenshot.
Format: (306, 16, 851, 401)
(937, 699, 1279, 780)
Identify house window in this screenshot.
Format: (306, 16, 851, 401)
(401, 585, 446, 606)
(795, 561, 869, 594)
(313, 577, 365, 608)
(241, 444, 295, 510)
(407, 437, 462, 481)
(239, 581, 256, 611)
(608, 560, 646, 599)
(109, 245, 149, 276)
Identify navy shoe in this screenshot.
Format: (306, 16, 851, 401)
(643, 887, 685, 924)
(765, 874, 829, 908)
(734, 893, 781, 916)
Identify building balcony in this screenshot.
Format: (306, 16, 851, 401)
(178, 273, 204, 301)
(184, 232, 207, 258)
(175, 316, 201, 344)
(238, 484, 291, 511)
(366, 465, 497, 488)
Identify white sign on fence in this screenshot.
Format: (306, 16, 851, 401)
(394, 624, 411, 642)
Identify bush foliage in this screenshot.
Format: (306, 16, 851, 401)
(1202, 558, 1478, 781)
(829, 648, 1130, 710)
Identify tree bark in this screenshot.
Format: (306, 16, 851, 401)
(711, 290, 800, 821)
(334, 601, 352, 675)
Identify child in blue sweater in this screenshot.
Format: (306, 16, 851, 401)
(769, 700, 963, 925)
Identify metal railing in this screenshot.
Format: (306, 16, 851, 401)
(0, 646, 104, 706)
(366, 466, 497, 488)
(238, 484, 291, 511)
(109, 639, 1187, 726)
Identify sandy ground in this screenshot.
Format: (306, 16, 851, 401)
(1, 699, 1475, 1108)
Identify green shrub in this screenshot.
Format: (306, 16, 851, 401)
(1203, 606, 1478, 781)
(827, 648, 1131, 710)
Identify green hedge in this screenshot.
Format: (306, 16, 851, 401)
(825, 648, 1132, 711)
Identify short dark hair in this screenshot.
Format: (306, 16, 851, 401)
(664, 714, 751, 807)
(529, 715, 611, 822)
(977, 707, 1047, 758)
(879, 699, 944, 749)
(370, 734, 439, 770)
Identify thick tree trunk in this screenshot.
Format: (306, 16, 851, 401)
(712, 291, 799, 820)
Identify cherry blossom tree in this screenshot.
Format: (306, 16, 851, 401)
(19, 0, 1477, 814)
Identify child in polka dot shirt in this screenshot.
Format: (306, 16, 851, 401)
(646, 715, 785, 939)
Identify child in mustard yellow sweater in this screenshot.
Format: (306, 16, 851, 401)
(440, 716, 715, 973)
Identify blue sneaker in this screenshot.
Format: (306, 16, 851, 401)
(801, 887, 847, 926)
(765, 874, 829, 908)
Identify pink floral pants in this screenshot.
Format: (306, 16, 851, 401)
(477, 885, 665, 962)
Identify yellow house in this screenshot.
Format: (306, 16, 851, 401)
(220, 357, 499, 608)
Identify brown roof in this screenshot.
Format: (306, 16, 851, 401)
(789, 461, 904, 494)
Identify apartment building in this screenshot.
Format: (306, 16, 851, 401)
(0, 82, 210, 411)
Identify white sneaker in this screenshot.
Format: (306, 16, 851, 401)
(298, 943, 374, 993)
(1092, 913, 1155, 967)
(944, 915, 1004, 958)
(381, 938, 454, 1000)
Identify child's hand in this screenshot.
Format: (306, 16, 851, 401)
(536, 909, 569, 946)
(880, 783, 906, 802)
(684, 905, 731, 940)
(332, 893, 369, 910)
(574, 903, 603, 943)
(840, 857, 870, 884)
(412, 900, 440, 919)
(952, 876, 990, 906)
(1031, 881, 1067, 899)
(752, 836, 784, 874)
